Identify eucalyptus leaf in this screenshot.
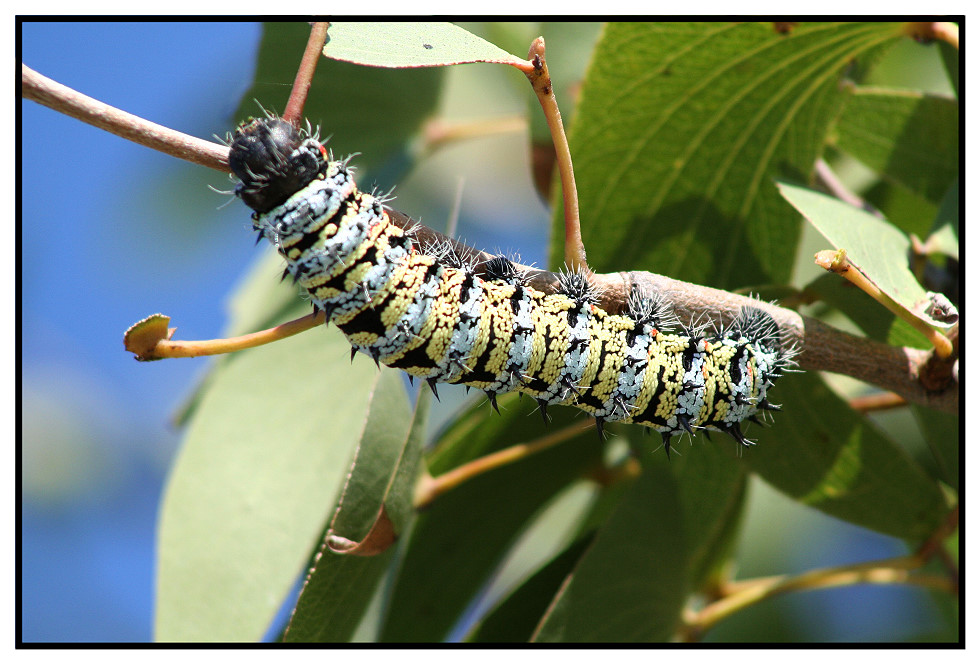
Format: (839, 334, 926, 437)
(779, 182, 955, 331)
(156, 331, 387, 641)
(325, 22, 524, 68)
(284, 373, 425, 642)
(834, 87, 958, 204)
(559, 22, 905, 289)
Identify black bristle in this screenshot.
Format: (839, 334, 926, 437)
(537, 399, 550, 426)
(595, 417, 606, 440)
(486, 391, 501, 414)
(723, 422, 755, 448)
(561, 375, 581, 399)
(660, 431, 673, 460)
(427, 378, 441, 402)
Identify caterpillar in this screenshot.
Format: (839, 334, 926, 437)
(228, 116, 796, 456)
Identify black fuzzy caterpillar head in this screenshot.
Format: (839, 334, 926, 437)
(229, 117, 329, 214)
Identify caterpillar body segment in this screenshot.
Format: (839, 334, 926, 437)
(229, 117, 795, 455)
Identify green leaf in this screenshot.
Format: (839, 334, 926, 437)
(531, 462, 687, 642)
(911, 405, 959, 492)
(778, 182, 954, 330)
(325, 22, 524, 68)
(938, 39, 959, 98)
(861, 176, 937, 239)
(556, 22, 904, 288)
(379, 396, 603, 642)
(467, 535, 595, 642)
(834, 87, 958, 204)
(155, 331, 396, 641)
(520, 439, 745, 643)
(925, 178, 959, 259)
(672, 442, 748, 589)
(744, 371, 947, 542)
(284, 373, 426, 642)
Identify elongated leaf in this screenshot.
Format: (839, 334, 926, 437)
(744, 371, 947, 542)
(926, 178, 959, 259)
(779, 182, 955, 330)
(325, 22, 524, 68)
(532, 462, 687, 642)
(467, 535, 595, 642)
(911, 405, 959, 492)
(379, 396, 603, 642)
(557, 22, 904, 289)
(156, 331, 392, 641)
(284, 374, 426, 642)
(833, 87, 958, 204)
(521, 439, 745, 643)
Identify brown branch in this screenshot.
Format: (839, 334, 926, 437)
(679, 554, 955, 642)
(25, 66, 958, 415)
(21, 64, 227, 171)
(282, 21, 329, 125)
(849, 392, 907, 413)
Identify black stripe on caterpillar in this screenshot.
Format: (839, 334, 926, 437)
(228, 116, 796, 456)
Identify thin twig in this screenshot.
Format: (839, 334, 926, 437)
(814, 159, 883, 218)
(283, 22, 330, 125)
(815, 250, 953, 358)
(679, 555, 955, 641)
(414, 419, 594, 509)
(848, 392, 907, 413)
(21, 64, 228, 171)
(520, 38, 587, 274)
(133, 312, 324, 360)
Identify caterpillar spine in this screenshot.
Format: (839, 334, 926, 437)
(228, 116, 796, 456)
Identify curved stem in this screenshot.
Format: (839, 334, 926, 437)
(680, 555, 955, 641)
(521, 38, 587, 274)
(815, 249, 954, 358)
(414, 419, 594, 509)
(134, 312, 324, 360)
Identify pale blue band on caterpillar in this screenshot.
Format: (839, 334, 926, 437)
(228, 116, 796, 456)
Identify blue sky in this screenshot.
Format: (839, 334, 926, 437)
(21, 21, 266, 642)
